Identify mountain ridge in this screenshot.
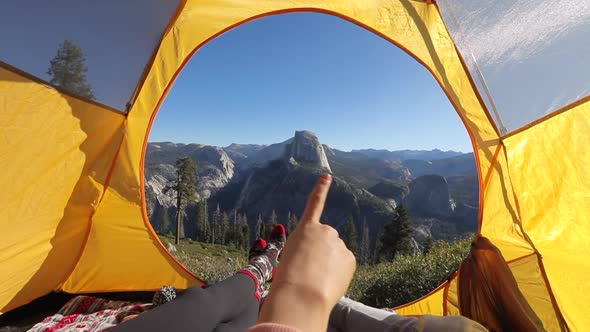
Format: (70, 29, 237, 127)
(145, 130, 478, 247)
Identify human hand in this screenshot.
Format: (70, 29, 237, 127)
(257, 174, 357, 331)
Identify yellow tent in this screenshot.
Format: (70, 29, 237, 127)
(1, 1, 588, 330)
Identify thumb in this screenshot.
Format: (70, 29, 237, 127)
(300, 174, 332, 225)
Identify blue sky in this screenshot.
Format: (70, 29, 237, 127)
(150, 13, 472, 152)
(2, 4, 585, 151)
(0, 5, 471, 153)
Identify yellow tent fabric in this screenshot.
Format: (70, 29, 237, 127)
(1, 0, 588, 330)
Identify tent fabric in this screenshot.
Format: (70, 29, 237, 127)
(437, 0, 590, 134)
(1, 1, 588, 331)
(0, 63, 126, 312)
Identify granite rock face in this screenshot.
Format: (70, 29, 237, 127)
(145, 132, 479, 242)
(284, 130, 332, 172)
(208, 159, 395, 237)
(404, 174, 454, 217)
(144, 143, 235, 207)
(368, 181, 410, 204)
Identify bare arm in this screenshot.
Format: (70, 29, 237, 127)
(257, 174, 357, 332)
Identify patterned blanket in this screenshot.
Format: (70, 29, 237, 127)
(27, 296, 152, 332)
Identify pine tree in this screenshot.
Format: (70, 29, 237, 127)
(232, 212, 240, 245)
(235, 214, 250, 250)
(164, 157, 197, 244)
(373, 228, 383, 264)
(378, 204, 413, 261)
(255, 214, 263, 239)
(269, 210, 277, 225)
(423, 236, 434, 255)
(360, 218, 371, 265)
(211, 204, 221, 243)
(228, 210, 238, 245)
(220, 212, 229, 245)
(196, 199, 209, 242)
(241, 221, 251, 251)
(235, 213, 243, 247)
(221, 212, 234, 245)
(158, 206, 170, 235)
(287, 211, 298, 234)
(343, 216, 360, 257)
(395, 205, 413, 254)
(47, 40, 95, 99)
(262, 210, 277, 238)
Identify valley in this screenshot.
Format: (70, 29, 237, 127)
(145, 130, 478, 254)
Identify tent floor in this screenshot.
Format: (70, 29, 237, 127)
(0, 291, 154, 331)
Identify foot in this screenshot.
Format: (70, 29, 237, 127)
(266, 224, 287, 281)
(152, 286, 177, 306)
(239, 225, 287, 301)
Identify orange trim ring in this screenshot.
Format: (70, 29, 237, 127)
(127, 0, 189, 110)
(136, 6, 488, 292)
(140, 205, 206, 285)
(431, 2, 495, 240)
(433, 1, 505, 137)
(393, 280, 450, 311)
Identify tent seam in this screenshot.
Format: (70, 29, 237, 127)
(478, 143, 502, 233)
(499, 142, 570, 331)
(393, 280, 450, 311)
(442, 274, 453, 316)
(0, 61, 126, 116)
(59, 120, 128, 288)
(502, 93, 590, 140)
(126, 0, 188, 111)
(505, 252, 537, 264)
(433, 2, 504, 137)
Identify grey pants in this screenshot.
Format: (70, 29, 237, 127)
(113, 279, 487, 332)
(329, 297, 488, 332)
(111, 273, 258, 332)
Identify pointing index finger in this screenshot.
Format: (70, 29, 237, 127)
(301, 173, 332, 225)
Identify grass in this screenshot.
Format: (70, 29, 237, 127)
(159, 234, 472, 308)
(159, 235, 247, 283)
(347, 236, 472, 308)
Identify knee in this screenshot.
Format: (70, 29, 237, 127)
(179, 286, 212, 302)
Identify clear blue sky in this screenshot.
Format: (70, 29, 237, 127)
(150, 13, 471, 152)
(0, 5, 471, 153)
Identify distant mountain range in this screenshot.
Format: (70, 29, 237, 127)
(145, 130, 479, 251)
(351, 148, 464, 162)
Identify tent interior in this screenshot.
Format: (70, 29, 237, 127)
(1, 0, 589, 331)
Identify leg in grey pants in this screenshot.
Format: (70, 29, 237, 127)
(112, 273, 259, 332)
(329, 297, 488, 332)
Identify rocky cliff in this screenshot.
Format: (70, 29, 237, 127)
(144, 143, 235, 210)
(145, 132, 479, 243)
(284, 130, 332, 172)
(404, 174, 454, 217)
(402, 153, 476, 178)
(208, 158, 396, 238)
